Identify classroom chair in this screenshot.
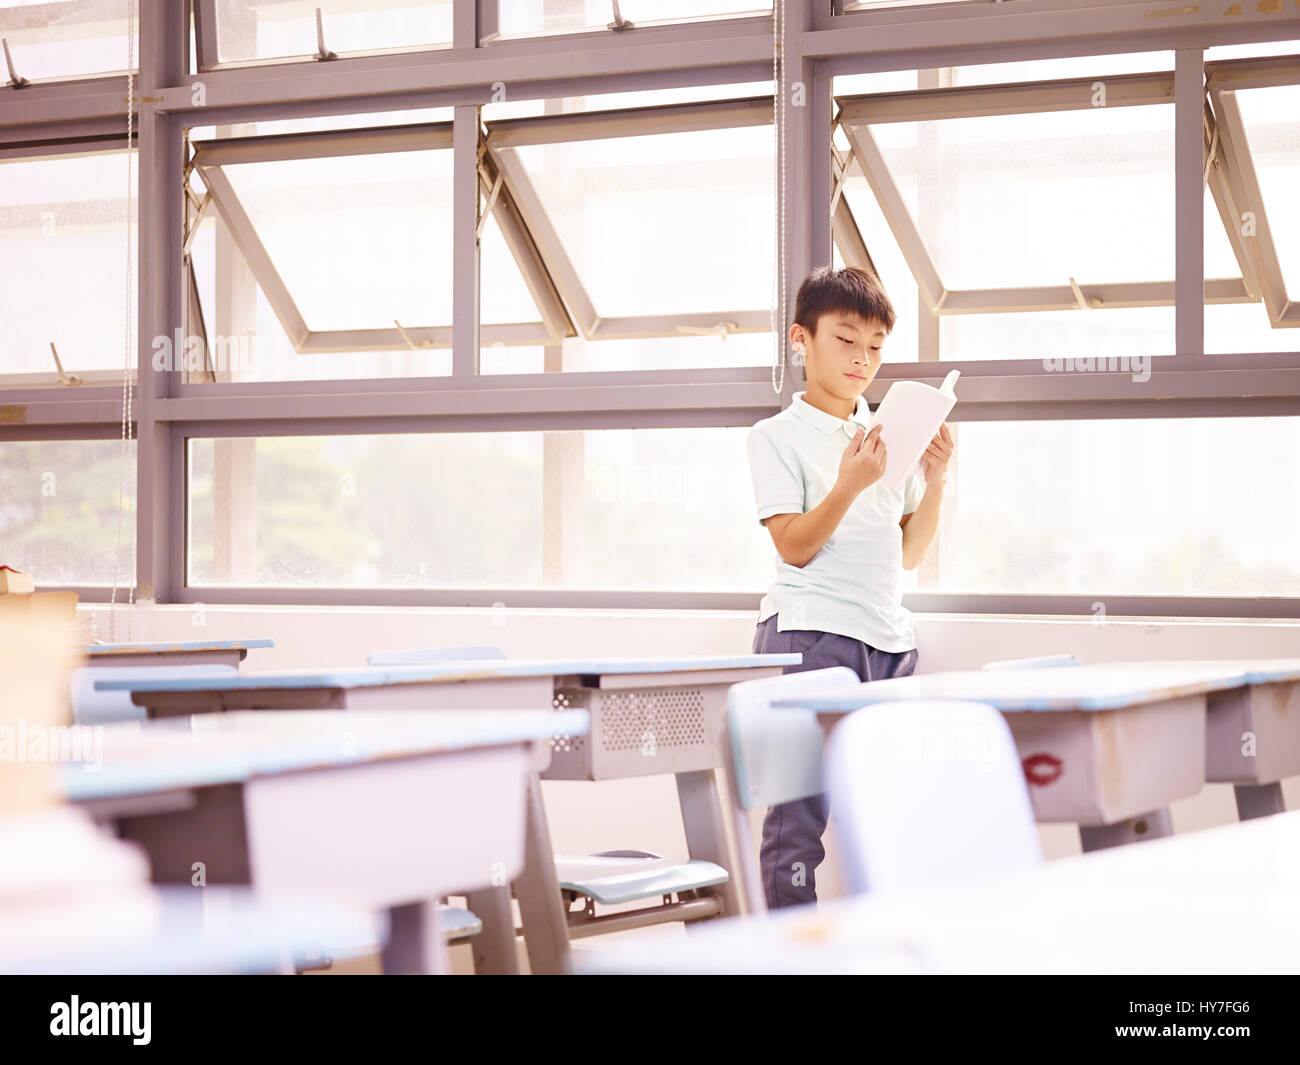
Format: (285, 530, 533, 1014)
(725, 666, 862, 915)
(70, 665, 239, 724)
(982, 654, 1080, 671)
(826, 699, 1042, 895)
(366, 645, 506, 666)
(364, 643, 737, 956)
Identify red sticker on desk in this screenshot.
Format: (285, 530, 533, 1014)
(1022, 752, 1063, 787)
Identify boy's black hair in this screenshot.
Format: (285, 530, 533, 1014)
(793, 265, 896, 336)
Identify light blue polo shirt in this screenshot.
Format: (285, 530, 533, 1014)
(747, 390, 926, 653)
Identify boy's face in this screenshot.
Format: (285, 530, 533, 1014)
(791, 312, 887, 406)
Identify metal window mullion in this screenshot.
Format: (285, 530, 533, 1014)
(836, 71, 1174, 125)
(64, 584, 1299, 619)
(476, 0, 498, 44)
(936, 278, 1252, 314)
(810, 65, 834, 277)
(810, 0, 1300, 64)
(191, 123, 454, 165)
(453, 0, 477, 51)
(136, 5, 188, 604)
(776, 0, 814, 409)
(1175, 47, 1205, 358)
(157, 380, 788, 422)
(484, 97, 772, 148)
(146, 22, 776, 116)
(452, 103, 481, 375)
(192, 0, 219, 72)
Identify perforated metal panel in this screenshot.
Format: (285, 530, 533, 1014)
(599, 688, 706, 753)
(544, 685, 724, 780)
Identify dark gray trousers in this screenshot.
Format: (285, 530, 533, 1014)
(751, 613, 919, 909)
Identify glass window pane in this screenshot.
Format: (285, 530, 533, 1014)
(874, 107, 1178, 288)
(190, 109, 452, 139)
(0, 0, 132, 80)
(0, 151, 135, 381)
(481, 211, 543, 325)
(1205, 39, 1300, 61)
(497, 1, 769, 38)
(839, 97, 1245, 360)
(514, 126, 773, 317)
(187, 429, 768, 590)
(0, 440, 135, 585)
(836, 52, 1175, 92)
(483, 82, 774, 122)
(925, 416, 1300, 596)
(214, 0, 452, 64)
(221, 150, 452, 332)
(185, 140, 454, 381)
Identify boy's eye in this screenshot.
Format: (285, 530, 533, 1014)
(838, 336, 851, 344)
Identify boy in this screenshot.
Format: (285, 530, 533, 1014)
(747, 264, 953, 908)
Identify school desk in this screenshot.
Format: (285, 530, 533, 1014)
(1196, 659, 1300, 820)
(4, 886, 382, 975)
(95, 653, 800, 973)
(62, 708, 588, 975)
(577, 808, 1300, 975)
(772, 662, 1253, 851)
(83, 638, 274, 669)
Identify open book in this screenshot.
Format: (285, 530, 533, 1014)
(864, 369, 960, 491)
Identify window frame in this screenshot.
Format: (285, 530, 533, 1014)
(0, 0, 1297, 616)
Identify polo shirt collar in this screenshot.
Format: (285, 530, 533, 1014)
(790, 391, 872, 439)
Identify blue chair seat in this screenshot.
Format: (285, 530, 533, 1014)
(554, 852, 728, 906)
(438, 904, 482, 940)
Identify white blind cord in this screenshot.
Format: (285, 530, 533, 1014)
(771, 0, 787, 397)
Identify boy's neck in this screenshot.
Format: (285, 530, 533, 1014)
(803, 381, 859, 422)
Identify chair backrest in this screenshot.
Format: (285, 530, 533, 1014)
(826, 699, 1042, 896)
(982, 654, 1080, 671)
(728, 666, 860, 810)
(725, 666, 859, 916)
(366, 645, 507, 667)
(70, 665, 239, 724)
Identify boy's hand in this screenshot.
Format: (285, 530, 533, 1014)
(920, 423, 954, 485)
(838, 424, 887, 496)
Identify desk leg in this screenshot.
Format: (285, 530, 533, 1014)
(1233, 782, 1286, 821)
(381, 901, 449, 975)
(514, 773, 571, 975)
(1078, 807, 1174, 852)
(463, 885, 519, 974)
(676, 769, 743, 922)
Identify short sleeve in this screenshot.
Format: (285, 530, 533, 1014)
(902, 468, 926, 515)
(747, 426, 804, 526)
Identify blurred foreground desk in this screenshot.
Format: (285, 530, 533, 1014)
(63, 708, 586, 974)
(579, 810, 1300, 975)
(5, 887, 382, 975)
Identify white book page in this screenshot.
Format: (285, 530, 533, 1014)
(866, 370, 960, 490)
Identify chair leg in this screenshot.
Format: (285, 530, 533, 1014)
(514, 773, 572, 974)
(675, 768, 743, 922)
(464, 885, 520, 974)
